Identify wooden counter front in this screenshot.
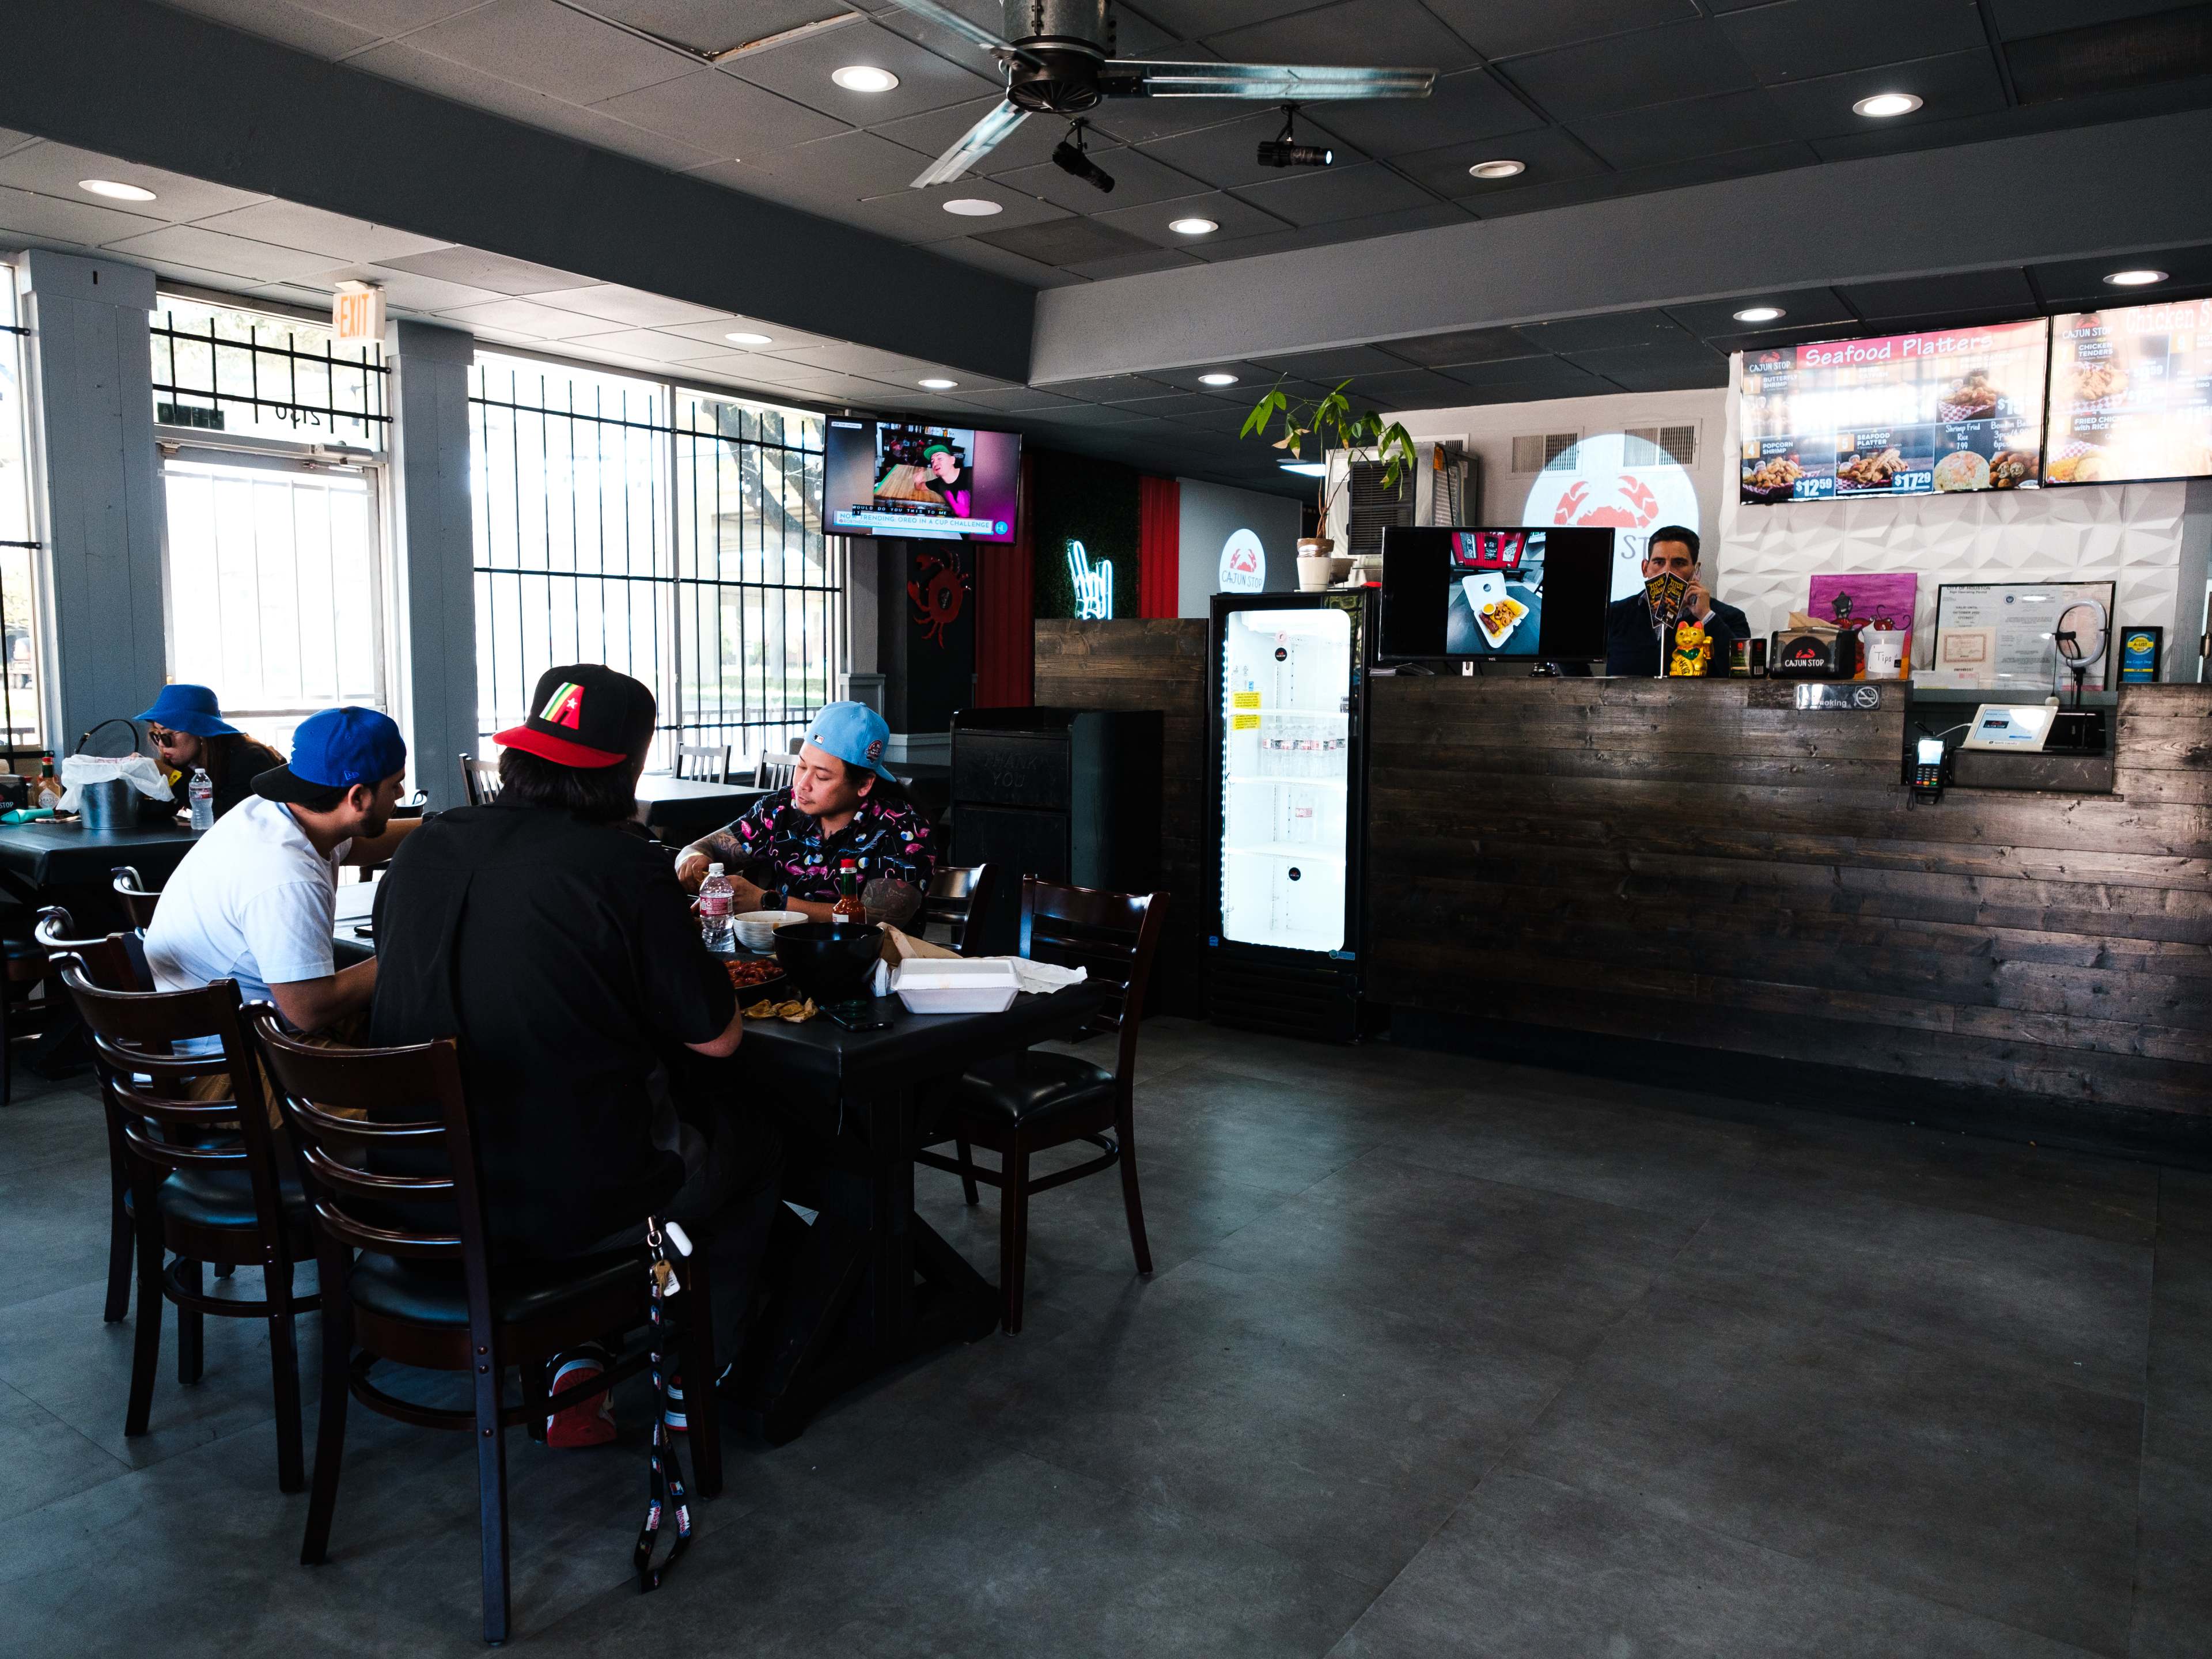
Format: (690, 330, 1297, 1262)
(1366, 676, 2212, 1142)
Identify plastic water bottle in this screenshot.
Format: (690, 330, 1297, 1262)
(188, 767, 215, 834)
(698, 863, 734, 953)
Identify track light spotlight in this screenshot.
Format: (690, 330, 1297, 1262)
(1051, 120, 1116, 194)
(1257, 104, 1332, 169)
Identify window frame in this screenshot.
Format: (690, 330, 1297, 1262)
(0, 260, 50, 763)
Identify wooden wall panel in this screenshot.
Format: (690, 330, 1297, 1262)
(1366, 678, 2212, 1130)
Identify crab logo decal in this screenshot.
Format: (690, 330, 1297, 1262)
(1522, 434, 1703, 601)
(1550, 475, 1663, 529)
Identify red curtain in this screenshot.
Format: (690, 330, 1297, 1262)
(1138, 475, 1180, 619)
(973, 452, 1035, 706)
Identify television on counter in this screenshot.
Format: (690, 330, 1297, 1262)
(2047, 299, 2212, 484)
(824, 418, 1021, 541)
(1738, 317, 2048, 503)
(1378, 525, 1615, 662)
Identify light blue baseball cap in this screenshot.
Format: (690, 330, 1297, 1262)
(803, 700, 898, 782)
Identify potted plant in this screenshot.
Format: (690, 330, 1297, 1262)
(1240, 379, 1418, 589)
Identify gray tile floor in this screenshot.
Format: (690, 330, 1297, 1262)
(3, 1017, 2206, 1657)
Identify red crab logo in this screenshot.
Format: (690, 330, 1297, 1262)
(908, 550, 968, 647)
(1552, 475, 1662, 529)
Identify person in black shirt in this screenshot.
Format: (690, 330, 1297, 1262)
(372, 664, 779, 1430)
(137, 683, 285, 817)
(1604, 525, 1751, 677)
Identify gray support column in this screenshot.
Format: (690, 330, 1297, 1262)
(384, 320, 477, 807)
(20, 250, 162, 748)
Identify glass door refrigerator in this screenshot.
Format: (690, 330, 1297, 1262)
(1205, 589, 1372, 1043)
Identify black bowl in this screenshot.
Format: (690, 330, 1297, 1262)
(772, 922, 882, 1005)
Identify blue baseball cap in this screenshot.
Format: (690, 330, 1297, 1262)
(136, 684, 239, 739)
(803, 700, 897, 782)
(253, 706, 407, 803)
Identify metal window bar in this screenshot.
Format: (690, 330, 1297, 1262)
(149, 303, 387, 449)
(0, 271, 46, 759)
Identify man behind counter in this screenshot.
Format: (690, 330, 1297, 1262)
(1604, 525, 1751, 677)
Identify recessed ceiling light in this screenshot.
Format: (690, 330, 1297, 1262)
(1852, 92, 1922, 118)
(2104, 268, 2169, 287)
(79, 179, 156, 202)
(942, 198, 1002, 216)
(832, 65, 899, 93)
(1199, 372, 1239, 387)
(918, 377, 957, 389)
(724, 331, 772, 346)
(1467, 159, 1525, 180)
(1733, 305, 1786, 324)
(1279, 461, 1328, 478)
(1167, 216, 1219, 236)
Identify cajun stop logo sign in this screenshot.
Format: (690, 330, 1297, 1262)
(1520, 432, 1702, 601)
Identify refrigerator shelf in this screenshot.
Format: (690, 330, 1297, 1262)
(1225, 843, 1346, 863)
(1226, 774, 1347, 789)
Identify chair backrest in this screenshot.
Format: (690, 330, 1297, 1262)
(920, 863, 998, 958)
(754, 751, 797, 791)
(677, 743, 731, 784)
(36, 906, 147, 991)
(58, 965, 294, 1244)
(459, 755, 501, 808)
(1017, 880, 1169, 1080)
(392, 790, 430, 819)
(111, 865, 160, 928)
(251, 1011, 492, 1286)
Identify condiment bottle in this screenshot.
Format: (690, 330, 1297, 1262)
(32, 755, 61, 810)
(831, 858, 865, 924)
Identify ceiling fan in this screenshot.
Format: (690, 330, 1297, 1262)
(885, 0, 1437, 188)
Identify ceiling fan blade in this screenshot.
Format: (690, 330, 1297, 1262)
(876, 0, 1029, 59)
(910, 99, 1031, 188)
(1107, 60, 1437, 100)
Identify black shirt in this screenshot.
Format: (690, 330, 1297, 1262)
(1605, 595, 1752, 677)
(204, 736, 285, 819)
(369, 802, 737, 1258)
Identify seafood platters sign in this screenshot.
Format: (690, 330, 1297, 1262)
(1738, 320, 2048, 505)
(1522, 432, 1702, 602)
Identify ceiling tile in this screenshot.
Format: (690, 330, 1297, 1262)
(846, 183, 1070, 243)
(1987, 0, 2186, 40)
(971, 214, 1161, 266)
(1305, 68, 1546, 158)
(952, 385, 1090, 412)
(1569, 88, 1797, 171)
(591, 69, 847, 158)
(1664, 287, 1860, 338)
(1567, 344, 1730, 392)
(1763, 51, 2010, 140)
(1837, 268, 2041, 321)
(438, 297, 623, 339)
(1718, 0, 1990, 82)
(402, 0, 692, 106)
(1184, 200, 1469, 264)
(1116, 389, 1235, 417)
(516, 102, 728, 171)
(1498, 20, 1761, 121)
(1426, 0, 1700, 60)
(994, 143, 1213, 213)
(730, 18, 999, 123)
(1701, 318, 1877, 354)
(1087, 189, 1291, 249)
(0, 128, 36, 158)
(1116, 0, 1319, 40)
(0, 143, 267, 221)
(160, 0, 380, 56)
(873, 96, 1072, 176)
(1200, 0, 1482, 74)
(1438, 355, 1614, 393)
(291, 0, 492, 34)
(525, 284, 725, 327)
(1229, 161, 1440, 226)
(0, 184, 167, 247)
(1065, 249, 1205, 281)
(662, 349, 784, 373)
(1378, 327, 1543, 368)
(929, 234, 1087, 287)
(187, 200, 450, 264)
(1035, 374, 1179, 402)
(2031, 244, 2212, 304)
(1353, 368, 1496, 410)
(585, 0, 835, 55)
(319, 262, 509, 313)
(1392, 126, 1609, 198)
(99, 225, 339, 283)
(1517, 310, 1699, 353)
(562, 327, 740, 364)
(1254, 346, 1410, 381)
(1137, 108, 1372, 192)
(377, 247, 598, 295)
(1444, 373, 1612, 405)
(740, 130, 940, 200)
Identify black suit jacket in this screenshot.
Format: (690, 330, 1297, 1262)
(1605, 595, 1751, 677)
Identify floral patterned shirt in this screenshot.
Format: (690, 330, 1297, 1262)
(695, 787, 938, 903)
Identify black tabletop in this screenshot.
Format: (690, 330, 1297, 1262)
(632, 775, 766, 845)
(740, 981, 1109, 1096)
(0, 819, 200, 891)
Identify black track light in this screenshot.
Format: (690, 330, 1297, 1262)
(1051, 120, 1115, 194)
(1257, 104, 1332, 169)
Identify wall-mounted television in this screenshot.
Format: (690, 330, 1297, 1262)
(824, 418, 1021, 542)
(1378, 525, 1615, 662)
(2047, 300, 2212, 484)
(1738, 319, 2048, 504)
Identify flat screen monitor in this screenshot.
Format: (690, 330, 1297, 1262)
(2047, 300, 2212, 484)
(824, 418, 1021, 542)
(1378, 526, 1615, 662)
(1737, 317, 2048, 503)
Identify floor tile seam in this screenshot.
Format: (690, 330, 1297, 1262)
(0, 1374, 135, 1493)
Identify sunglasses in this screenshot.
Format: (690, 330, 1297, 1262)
(148, 727, 183, 746)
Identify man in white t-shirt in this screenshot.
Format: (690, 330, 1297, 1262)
(146, 706, 418, 1033)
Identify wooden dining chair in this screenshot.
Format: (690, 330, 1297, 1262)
(58, 964, 316, 1491)
(458, 754, 502, 808)
(36, 908, 150, 1323)
(111, 865, 162, 928)
(918, 863, 999, 958)
(253, 1012, 724, 1645)
(677, 743, 731, 783)
(753, 751, 798, 791)
(915, 880, 1168, 1334)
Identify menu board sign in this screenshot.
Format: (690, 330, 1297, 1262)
(2047, 301, 2212, 484)
(1739, 320, 2048, 503)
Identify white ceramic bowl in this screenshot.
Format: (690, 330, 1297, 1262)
(734, 908, 807, 953)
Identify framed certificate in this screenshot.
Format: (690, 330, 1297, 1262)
(1932, 581, 2118, 691)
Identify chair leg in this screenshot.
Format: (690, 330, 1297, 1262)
(956, 1137, 980, 1206)
(680, 1246, 723, 1499)
(214, 1262, 235, 1279)
(520, 1359, 550, 1446)
(103, 1162, 132, 1324)
(475, 1347, 512, 1645)
(267, 1262, 306, 1494)
(1115, 1104, 1154, 1277)
(124, 1185, 164, 1438)
(1, 987, 12, 1107)
(300, 1283, 353, 1566)
(176, 1259, 204, 1386)
(999, 1139, 1030, 1336)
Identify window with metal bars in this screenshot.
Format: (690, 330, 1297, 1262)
(150, 296, 387, 449)
(468, 352, 835, 772)
(0, 268, 49, 757)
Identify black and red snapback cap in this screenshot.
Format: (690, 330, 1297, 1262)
(495, 664, 656, 769)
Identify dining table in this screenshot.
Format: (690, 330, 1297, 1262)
(0, 816, 200, 912)
(631, 774, 767, 847)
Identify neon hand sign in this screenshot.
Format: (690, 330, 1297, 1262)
(1068, 539, 1113, 620)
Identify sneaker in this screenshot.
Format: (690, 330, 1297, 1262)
(544, 1347, 616, 1448)
(662, 1363, 733, 1434)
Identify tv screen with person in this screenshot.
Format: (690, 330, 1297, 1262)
(824, 419, 1021, 542)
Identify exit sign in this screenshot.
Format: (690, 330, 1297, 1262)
(332, 282, 384, 344)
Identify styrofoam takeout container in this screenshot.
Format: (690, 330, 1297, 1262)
(891, 957, 1021, 1015)
(734, 909, 808, 953)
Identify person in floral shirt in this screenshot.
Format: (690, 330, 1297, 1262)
(675, 701, 937, 918)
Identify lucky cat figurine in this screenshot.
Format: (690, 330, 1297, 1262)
(1669, 620, 1713, 677)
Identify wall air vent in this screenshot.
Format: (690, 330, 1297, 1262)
(1510, 432, 1580, 474)
(1624, 425, 1698, 467)
(2006, 8, 2212, 104)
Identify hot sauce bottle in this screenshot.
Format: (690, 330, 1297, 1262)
(831, 858, 865, 924)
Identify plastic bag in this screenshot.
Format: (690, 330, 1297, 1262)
(58, 752, 174, 812)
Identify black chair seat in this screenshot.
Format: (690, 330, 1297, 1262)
(347, 1249, 639, 1330)
(157, 1165, 308, 1230)
(953, 1051, 1113, 1125)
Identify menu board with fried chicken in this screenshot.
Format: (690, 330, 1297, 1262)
(1738, 320, 2047, 504)
(2047, 301, 2212, 485)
